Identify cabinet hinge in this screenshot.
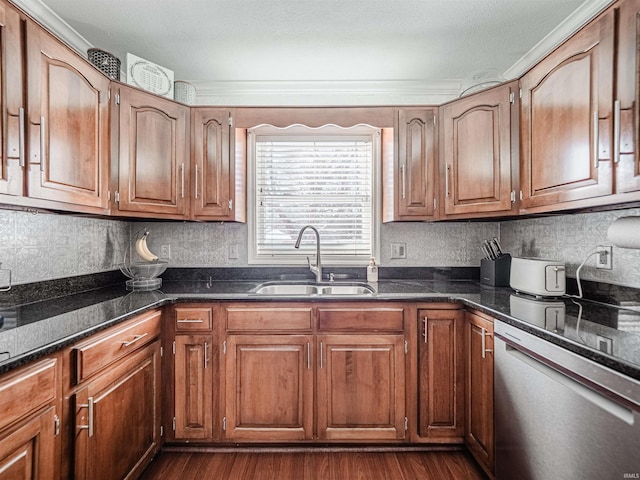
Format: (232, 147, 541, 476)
(519, 88, 523, 99)
(510, 190, 516, 203)
(160, 425, 164, 437)
(54, 414, 60, 436)
(509, 92, 515, 104)
(115, 92, 120, 105)
(433, 115, 436, 126)
(223, 340, 227, 355)
(228, 199, 233, 211)
(160, 346, 163, 357)
(223, 417, 227, 431)
(519, 190, 523, 201)
(404, 340, 408, 354)
(404, 417, 408, 431)
(114, 191, 120, 203)
(433, 198, 437, 210)
(172, 417, 176, 431)
(228, 116, 233, 126)
(108, 89, 111, 100)
(107, 191, 111, 201)
(172, 341, 176, 355)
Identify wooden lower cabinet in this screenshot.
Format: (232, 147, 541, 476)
(416, 308, 465, 442)
(317, 334, 406, 441)
(0, 356, 60, 480)
(73, 340, 160, 480)
(224, 334, 314, 441)
(465, 310, 495, 477)
(173, 335, 214, 441)
(0, 407, 57, 480)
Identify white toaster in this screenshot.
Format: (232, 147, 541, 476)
(510, 257, 566, 297)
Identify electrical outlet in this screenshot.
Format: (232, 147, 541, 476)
(596, 245, 612, 270)
(391, 243, 407, 259)
(160, 245, 171, 259)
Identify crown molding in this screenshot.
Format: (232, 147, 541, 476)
(503, 0, 615, 80)
(11, 0, 93, 55)
(189, 80, 462, 106)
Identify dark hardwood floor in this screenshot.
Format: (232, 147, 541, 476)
(140, 449, 487, 480)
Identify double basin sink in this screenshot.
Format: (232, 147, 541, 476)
(252, 281, 376, 296)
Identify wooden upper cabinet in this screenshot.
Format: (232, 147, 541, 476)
(0, 1, 25, 198)
(25, 21, 110, 212)
(191, 108, 245, 221)
(441, 82, 518, 218)
(614, 0, 640, 194)
(383, 109, 437, 221)
(520, 9, 614, 213)
(116, 84, 189, 218)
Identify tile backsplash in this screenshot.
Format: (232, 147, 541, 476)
(135, 220, 499, 268)
(2, 206, 640, 289)
(500, 208, 640, 289)
(0, 210, 129, 286)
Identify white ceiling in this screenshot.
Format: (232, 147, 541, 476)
(22, 0, 613, 105)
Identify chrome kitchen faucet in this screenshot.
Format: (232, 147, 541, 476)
(294, 225, 322, 283)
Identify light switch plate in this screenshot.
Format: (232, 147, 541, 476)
(228, 244, 239, 259)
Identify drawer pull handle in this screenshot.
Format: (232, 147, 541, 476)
(177, 319, 204, 323)
(121, 333, 148, 347)
(481, 327, 493, 359)
(78, 397, 94, 437)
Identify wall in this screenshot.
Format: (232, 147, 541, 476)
(500, 207, 640, 289)
(0, 209, 129, 286)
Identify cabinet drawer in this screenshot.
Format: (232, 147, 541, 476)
(0, 357, 57, 432)
(73, 309, 161, 383)
(175, 307, 213, 331)
(226, 306, 313, 331)
(317, 307, 405, 331)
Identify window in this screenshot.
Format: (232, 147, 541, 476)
(248, 124, 380, 265)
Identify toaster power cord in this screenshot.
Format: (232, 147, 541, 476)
(571, 247, 609, 299)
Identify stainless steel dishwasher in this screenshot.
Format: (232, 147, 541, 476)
(494, 321, 640, 480)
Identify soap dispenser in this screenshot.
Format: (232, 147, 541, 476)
(367, 257, 378, 282)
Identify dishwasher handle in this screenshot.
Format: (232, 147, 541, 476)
(503, 342, 635, 426)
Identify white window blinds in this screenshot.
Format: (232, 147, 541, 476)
(249, 124, 379, 264)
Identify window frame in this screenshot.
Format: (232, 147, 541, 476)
(247, 123, 381, 266)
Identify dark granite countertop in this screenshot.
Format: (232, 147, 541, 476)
(1, 272, 639, 382)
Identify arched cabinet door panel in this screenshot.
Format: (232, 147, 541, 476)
(116, 84, 189, 218)
(26, 21, 110, 211)
(520, 10, 614, 212)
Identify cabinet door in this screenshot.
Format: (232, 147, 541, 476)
(74, 341, 160, 480)
(0, 1, 25, 197)
(386, 109, 436, 220)
(0, 406, 57, 480)
(615, 0, 640, 193)
(465, 311, 494, 476)
(317, 334, 406, 441)
(191, 108, 232, 219)
(441, 83, 517, 217)
(25, 21, 110, 211)
(520, 10, 614, 212)
(174, 335, 214, 441)
(225, 334, 314, 441)
(417, 309, 464, 441)
(117, 85, 189, 218)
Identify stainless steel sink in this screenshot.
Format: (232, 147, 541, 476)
(252, 282, 376, 296)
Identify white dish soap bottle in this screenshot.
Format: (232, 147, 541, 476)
(367, 257, 378, 282)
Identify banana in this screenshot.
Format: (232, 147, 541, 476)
(135, 232, 159, 262)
